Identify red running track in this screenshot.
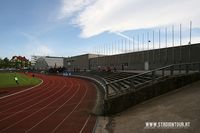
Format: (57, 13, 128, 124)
(0, 73, 97, 133)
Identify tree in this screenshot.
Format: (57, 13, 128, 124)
(0, 58, 3, 68)
(3, 57, 10, 68)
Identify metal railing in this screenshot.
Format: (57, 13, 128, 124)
(105, 62, 200, 99)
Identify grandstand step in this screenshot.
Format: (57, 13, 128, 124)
(132, 80, 141, 85)
(118, 82, 129, 90)
(138, 75, 152, 80)
(108, 84, 119, 95)
(133, 77, 146, 83)
(104, 74, 133, 80)
(110, 83, 124, 93)
(104, 76, 122, 82)
(121, 80, 131, 87)
(136, 76, 151, 82)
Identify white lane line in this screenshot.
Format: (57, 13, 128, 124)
(25, 80, 80, 133)
(51, 82, 88, 133)
(0, 75, 62, 105)
(0, 79, 62, 114)
(0, 78, 68, 122)
(79, 115, 91, 133)
(0, 79, 43, 100)
(0, 79, 73, 132)
(0, 82, 50, 113)
(0, 77, 62, 112)
(0, 81, 49, 105)
(0, 74, 58, 104)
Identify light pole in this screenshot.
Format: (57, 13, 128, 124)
(147, 32, 150, 62)
(125, 38, 127, 53)
(133, 36, 135, 52)
(172, 25, 175, 63)
(153, 30, 155, 49)
(180, 23, 182, 63)
(165, 27, 168, 64)
(121, 39, 124, 53)
(129, 38, 131, 52)
(153, 30, 155, 63)
(143, 33, 145, 62)
(142, 33, 145, 51)
(189, 21, 192, 63)
(138, 34, 139, 51)
(132, 36, 135, 68)
(159, 29, 161, 62)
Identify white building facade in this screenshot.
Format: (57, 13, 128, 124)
(31, 55, 64, 70)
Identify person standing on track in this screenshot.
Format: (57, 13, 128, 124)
(14, 76, 19, 85)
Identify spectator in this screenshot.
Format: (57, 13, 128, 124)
(114, 67, 117, 72)
(122, 64, 124, 70)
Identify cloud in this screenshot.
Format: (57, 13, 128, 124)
(59, 0, 200, 38)
(21, 32, 55, 57)
(58, 0, 95, 19)
(33, 45, 54, 56)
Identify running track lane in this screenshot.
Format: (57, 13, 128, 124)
(0, 73, 97, 133)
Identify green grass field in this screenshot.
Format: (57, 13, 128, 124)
(0, 72, 41, 89)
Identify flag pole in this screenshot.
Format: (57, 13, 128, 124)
(180, 23, 182, 63)
(189, 20, 192, 63)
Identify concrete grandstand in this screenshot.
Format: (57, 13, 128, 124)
(32, 43, 200, 72)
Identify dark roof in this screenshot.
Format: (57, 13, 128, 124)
(12, 56, 29, 62)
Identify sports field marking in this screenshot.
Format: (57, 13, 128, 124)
(79, 115, 91, 133)
(0, 81, 50, 108)
(51, 82, 88, 133)
(0, 80, 43, 100)
(0, 79, 62, 114)
(0, 75, 97, 133)
(25, 80, 80, 133)
(0, 79, 69, 122)
(0, 78, 73, 132)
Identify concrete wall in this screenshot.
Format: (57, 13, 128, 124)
(90, 43, 200, 70)
(34, 56, 64, 70)
(45, 57, 63, 68)
(64, 54, 100, 71)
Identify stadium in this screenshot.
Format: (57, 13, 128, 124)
(1, 0, 200, 133)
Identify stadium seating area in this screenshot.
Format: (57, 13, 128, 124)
(76, 71, 161, 97)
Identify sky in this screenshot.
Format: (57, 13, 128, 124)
(0, 0, 200, 59)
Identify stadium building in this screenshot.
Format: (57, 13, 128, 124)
(63, 54, 101, 71)
(64, 43, 200, 71)
(89, 43, 200, 70)
(32, 43, 200, 71)
(31, 56, 64, 70)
